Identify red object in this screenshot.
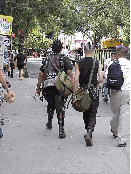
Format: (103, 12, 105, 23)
(18, 30, 22, 37)
(11, 33, 15, 38)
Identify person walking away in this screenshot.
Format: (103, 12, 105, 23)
(73, 42, 103, 146)
(109, 45, 130, 147)
(103, 51, 116, 102)
(14, 49, 27, 80)
(75, 49, 79, 63)
(9, 51, 15, 78)
(35, 40, 73, 138)
(0, 64, 12, 139)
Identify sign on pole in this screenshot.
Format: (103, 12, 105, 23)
(11, 33, 15, 38)
(0, 15, 13, 36)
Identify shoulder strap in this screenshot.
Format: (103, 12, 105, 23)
(49, 56, 60, 72)
(88, 59, 96, 88)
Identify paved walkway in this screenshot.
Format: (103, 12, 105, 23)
(0, 69, 130, 174)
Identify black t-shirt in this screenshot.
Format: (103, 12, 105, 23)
(15, 53, 26, 66)
(78, 57, 99, 87)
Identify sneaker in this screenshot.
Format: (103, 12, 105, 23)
(103, 95, 108, 102)
(0, 128, 3, 139)
(117, 137, 126, 147)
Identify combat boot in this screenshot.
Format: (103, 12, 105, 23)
(46, 114, 53, 130)
(58, 116, 66, 138)
(84, 128, 93, 146)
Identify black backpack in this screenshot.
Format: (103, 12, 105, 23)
(107, 59, 124, 90)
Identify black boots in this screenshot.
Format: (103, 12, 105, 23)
(46, 110, 66, 139)
(46, 114, 53, 130)
(58, 116, 66, 138)
(84, 128, 93, 146)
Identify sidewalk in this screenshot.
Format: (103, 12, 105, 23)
(0, 69, 130, 174)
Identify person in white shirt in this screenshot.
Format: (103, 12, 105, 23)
(109, 45, 130, 147)
(103, 52, 116, 102)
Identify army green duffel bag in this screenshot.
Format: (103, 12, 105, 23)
(72, 88, 92, 112)
(55, 70, 74, 98)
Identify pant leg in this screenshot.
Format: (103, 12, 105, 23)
(110, 90, 122, 132)
(11, 67, 13, 77)
(83, 96, 99, 131)
(45, 86, 56, 114)
(55, 91, 65, 116)
(104, 78, 108, 96)
(118, 90, 130, 141)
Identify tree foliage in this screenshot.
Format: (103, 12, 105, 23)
(1, 0, 130, 50)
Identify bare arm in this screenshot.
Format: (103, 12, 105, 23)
(24, 58, 27, 68)
(25, 58, 27, 64)
(98, 62, 103, 83)
(73, 63, 80, 93)
(15, 59, 17, 68)
(35, 71, 44, 94)
(0, 66, 11, 93)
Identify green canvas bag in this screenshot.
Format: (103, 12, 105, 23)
(72, 60, 96, 112)
(55, 70, 74, 98)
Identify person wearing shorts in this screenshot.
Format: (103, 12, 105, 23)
(15, 49, 27, 80)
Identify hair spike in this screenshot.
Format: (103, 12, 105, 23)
(52, 40, 63, 53)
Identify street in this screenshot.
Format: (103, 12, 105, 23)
(0, 58, 130, 174)
(27, 58, 43, 78)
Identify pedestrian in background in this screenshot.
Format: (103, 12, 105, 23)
(14, 49, 27, 80)
(75, 49, 79, 62)
(35, 40, 73, 138)
(9, 51, 15, 78)
(109, 45, 130, 147)
(73, 42, 103, 146)
(103, 51, 116, 102)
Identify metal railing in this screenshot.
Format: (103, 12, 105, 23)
(78, 49, 115, 71)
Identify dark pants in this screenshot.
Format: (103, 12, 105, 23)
(45, 86, 65, 116)
(10, 63, 14, 77)
(83, 96, 99, 131)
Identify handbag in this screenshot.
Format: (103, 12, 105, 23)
(48, 57, 73, 98)
(72, 59, 96, 112)
(55, 70, 74, 98)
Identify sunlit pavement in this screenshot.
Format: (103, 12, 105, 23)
(0, 69, 130, 174)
